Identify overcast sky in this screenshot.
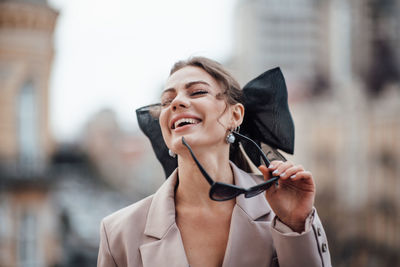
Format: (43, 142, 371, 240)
(48, 0, 238, 141)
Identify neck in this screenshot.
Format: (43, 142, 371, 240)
(175, 145, 235, 209)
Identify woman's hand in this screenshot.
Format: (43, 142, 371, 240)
(259, 160, 315, 233)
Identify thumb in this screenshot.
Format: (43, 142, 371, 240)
(258, 165, 272, 181)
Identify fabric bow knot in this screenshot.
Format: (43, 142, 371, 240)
(136, 67, 295, 178)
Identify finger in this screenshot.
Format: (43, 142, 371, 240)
(268, 160, 284, 171)
(289, 170, 313, 182)
(271, 160, 294, 177)
(258, 165, 271, 181)
(279, 165, 304, 180)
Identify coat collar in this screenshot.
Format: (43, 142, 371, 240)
(140, 162, 273, 267)
(222, 163, 275, 267)
(230, 162, 271, 220)
(143, 168, 178, 239)
(140, 169, 190, 266)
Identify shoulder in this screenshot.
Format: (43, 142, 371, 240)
(102, 194, 153, 235)
(100, 194, 154, 254)
(101, 171, 178, 242)
(98, 195, 155, 266)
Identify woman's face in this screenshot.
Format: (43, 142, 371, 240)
(159, 66, 236, 154)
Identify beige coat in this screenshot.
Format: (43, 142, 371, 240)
(98, 163, 331, 267)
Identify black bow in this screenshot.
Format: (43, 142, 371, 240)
(136, 67, 295, 178)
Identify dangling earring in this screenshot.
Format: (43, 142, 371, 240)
(226, 130, 235, 144)
(226, 125, 240, 144)
(168, 149, 176, 158)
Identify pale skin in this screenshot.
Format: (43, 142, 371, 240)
(159, 66, 315, 267)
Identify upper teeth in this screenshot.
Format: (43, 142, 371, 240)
(174, 118, 199, 129)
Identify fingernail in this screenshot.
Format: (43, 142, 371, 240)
(268, 164, 274, 169)
(272, 170, 279, 175)
(280, 172, 286, 177)
(290, 174, 296, 179)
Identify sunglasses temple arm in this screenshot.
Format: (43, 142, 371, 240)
(233, 132, 280, 186)
(181, 137, 215, 186)
(232, 132, 271, 166)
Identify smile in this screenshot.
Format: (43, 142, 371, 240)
(171, 117, 201, 129)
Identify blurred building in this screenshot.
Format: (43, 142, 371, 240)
(231, 0, 330, 99)
(0, 0, 57, 177)
(292, 85, 400, 267)
(0, 0, 59, 266)
(81, 109, 163, 200)
(0, 1, 163, 266)
(49, 144, 136, 267)
(231, 0, 400, 266)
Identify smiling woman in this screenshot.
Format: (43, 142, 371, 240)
(97, 57, 332, 267)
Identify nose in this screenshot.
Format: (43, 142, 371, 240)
(170, 93, 189, 111)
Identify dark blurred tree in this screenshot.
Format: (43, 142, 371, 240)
(366, 0, 400, 95)
(366, 38, 400, 95)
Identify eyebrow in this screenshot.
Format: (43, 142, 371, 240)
(185, 80, 210, 89)
(162, 80, 211, 96)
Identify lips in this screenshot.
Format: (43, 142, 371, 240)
(171, 116, 201, 130)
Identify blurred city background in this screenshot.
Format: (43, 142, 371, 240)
(0, 0, 399, 266)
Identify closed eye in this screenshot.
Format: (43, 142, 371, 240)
(161, 99, 173, 107)
(190, 90, 209, 96)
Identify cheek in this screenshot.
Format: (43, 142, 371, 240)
(158, 111, 170, 141)
(208, 103, 230, 127)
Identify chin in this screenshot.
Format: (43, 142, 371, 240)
(169, 137, 184, 152)
(175, 133, 225, 152)
(166, 134, 191, 153)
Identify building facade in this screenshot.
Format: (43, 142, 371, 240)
(0, 2, 164, 266)
(0, 1, 59, 266)
(231, 0, 400, 265)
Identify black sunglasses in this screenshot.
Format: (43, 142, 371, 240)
(182, 131, 283, 201)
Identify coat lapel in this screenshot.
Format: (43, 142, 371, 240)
(222, 163, 276, 267)
(139, 170, 189, 267)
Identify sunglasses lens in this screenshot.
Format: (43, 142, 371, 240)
(245, 187, 265, 198)
(210, 185, 240, 201)
(245, 179, 276, 198)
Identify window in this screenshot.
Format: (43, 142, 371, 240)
(17, 81, 40, 172)
(18, 211, 40, 267)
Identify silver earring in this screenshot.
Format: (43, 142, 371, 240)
(226, 131, 235, 144)
(168, 149, 176, 158)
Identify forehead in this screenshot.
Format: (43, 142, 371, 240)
(165, 66, 221, 91)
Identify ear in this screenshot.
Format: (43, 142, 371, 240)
(230, 103, 244, 128)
